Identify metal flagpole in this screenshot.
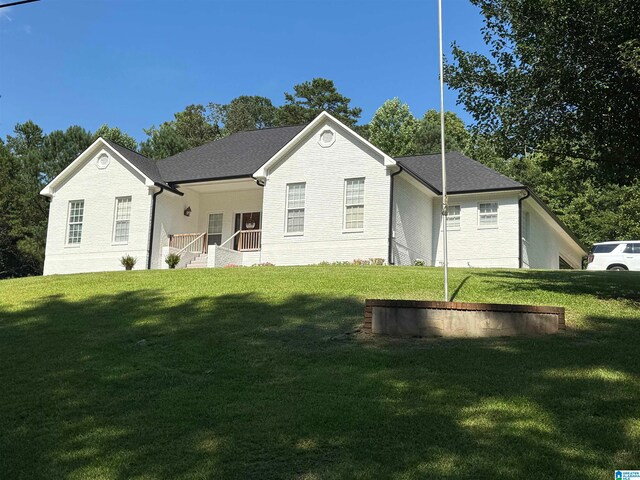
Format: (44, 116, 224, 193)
(438, 0, 449, 301)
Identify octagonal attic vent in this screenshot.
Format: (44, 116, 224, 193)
(96, 153, 110, 169)
(318, 128, 336, 147)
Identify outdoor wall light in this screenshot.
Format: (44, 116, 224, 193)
(184, 206, 192, 217)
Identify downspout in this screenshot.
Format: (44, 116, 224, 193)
(254, 177, 265, 263)
(147, 187, 164, 270)
(518, 187, 530, 268)
(388, 166, 403, 265)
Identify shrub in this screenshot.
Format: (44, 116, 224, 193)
(165, 253, 181, 269)
(223, 263, 240, 268)
(414, 259, 425, 267)
(352, 258, 370, 266)
(120, 255, 137, 271)
(369, 258, 385, 266)
(252, 262, 275, 267)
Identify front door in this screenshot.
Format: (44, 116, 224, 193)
(234, 212, 260, 250)
(207, 213, 223, 251)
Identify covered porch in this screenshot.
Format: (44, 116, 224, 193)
(157, 178, 265, 268)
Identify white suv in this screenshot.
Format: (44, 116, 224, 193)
(586, 241, 640, 271)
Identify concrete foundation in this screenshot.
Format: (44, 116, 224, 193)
(364, 299, 565, 338)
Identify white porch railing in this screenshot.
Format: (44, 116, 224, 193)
(238, 230, 261, 251)
(170, 233, 207, 254)
(219, 230, 262, 252)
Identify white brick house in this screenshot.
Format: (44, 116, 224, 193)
(40, 111, 586, 275)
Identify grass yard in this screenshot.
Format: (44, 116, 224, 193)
(1, 266, 639, 479)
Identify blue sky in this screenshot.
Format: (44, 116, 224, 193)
(0, 0, 489, 142)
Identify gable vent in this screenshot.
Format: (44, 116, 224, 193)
(96, 153, 110, 169)
(318, 128, 336, 147)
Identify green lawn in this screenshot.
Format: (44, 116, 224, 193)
(1, 266, 639, 479)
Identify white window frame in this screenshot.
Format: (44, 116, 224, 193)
(207, 212, 224, 246)
(66, 199, 84, 246)
(344, 178, 365, 232)
(112, 196, 132, 244)
(446, 205, 461, 230)
(285, 182, 306, 235)
(477, 202, 499, 229)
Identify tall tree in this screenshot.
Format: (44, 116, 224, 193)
(276, 78, 362, 127)
(367, 98, 419, 157)
(93, 124, 138, 151)
(0, 140, 26, 278)
(141, 104, 221, 159)
(415, 110, 470, 155)
(445, 0, 640, 180)
(140, 123, 189, 160)
(173, 104, 221, 149)
(3, 122, 48, 276)
(42, 126, 93, 183)
(210, 96, 277, 134)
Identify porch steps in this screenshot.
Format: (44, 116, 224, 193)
(186, 253, 209, 269)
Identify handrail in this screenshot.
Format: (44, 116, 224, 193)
(218, 230, 262, 251)
(174, 232, 206, 255)
(219, 230, 242, 249)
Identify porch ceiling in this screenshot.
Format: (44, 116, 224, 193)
(178, 177, 261, 193)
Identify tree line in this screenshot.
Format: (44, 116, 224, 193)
(2, 0, 638, 277)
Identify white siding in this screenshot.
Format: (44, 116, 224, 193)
(43, 147, 153, 275)
(521, 199, 584, 269)
(260, 121, 392, 265)
(432, 191, 521, 268)
(391, 173, 434, 265)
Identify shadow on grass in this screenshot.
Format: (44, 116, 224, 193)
(0, 288, 639, 479)
(474, 269, 640, 303)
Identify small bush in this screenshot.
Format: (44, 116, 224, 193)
(315, 259, 386, 266)
(120, 255, 137, 270)
(223, 263, 240, 268)
(252, 262, 275, 267)
(165, 253, 181, 269)
(414, 259, 425, 267)
(352, 258, 370, 266)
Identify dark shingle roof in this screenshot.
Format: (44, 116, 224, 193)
(396, 152, 523, 194)
(102, 138, 169, 188)
(105, 130, 523, 196)
(156, 125, 307, 183)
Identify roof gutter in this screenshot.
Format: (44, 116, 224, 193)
(169, 174, 253, 186)
(518, 188, 530, 268)
(156, 182, 183, 196)
(388, 166, 403, 265)
(147, 187, 164, 270)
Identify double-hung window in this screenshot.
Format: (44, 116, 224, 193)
(113, 196, 132, 243)
(478, 202, 498, 227)
(286, 183, 306, 234)
(344, 178, 365, 230)
(447, 205, 461, 229)
(208, 213, 223, 246)
(67, 200, 84, 245)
